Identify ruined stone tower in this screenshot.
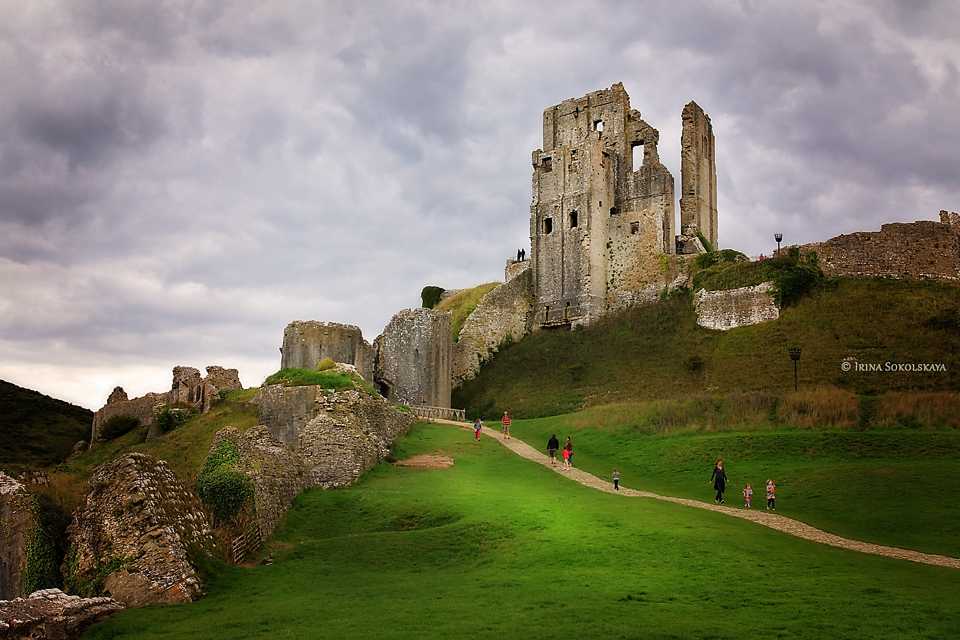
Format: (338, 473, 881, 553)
(680, 101, 718, 249)
(530, 83, 679, 328)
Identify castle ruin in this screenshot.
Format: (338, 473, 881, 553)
(529, 83, 717, 328)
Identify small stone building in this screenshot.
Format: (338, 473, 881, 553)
(374, 309, 452, 408)
(279, 321, 374, 381)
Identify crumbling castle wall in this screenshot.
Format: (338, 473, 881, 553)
(453, 268, 534, 385)
(0, 588, 123, 638)
(374, 309, 452, 408)
(798, 213, 960, 281)
(504, 259, 529, 282)
(694, 282, 780, 331)
(0, 473, 38, 600)
(64, 453, 214, 607)
(280, 321, 374, 381)
(90, 391, 166, 443)
(680, 101, 718, 250)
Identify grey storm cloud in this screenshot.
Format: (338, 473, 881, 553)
(0, 0, 958, 408)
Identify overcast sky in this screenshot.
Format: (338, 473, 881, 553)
(1, 0, 958, 410)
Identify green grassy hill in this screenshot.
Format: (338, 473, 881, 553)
(455, 278, 960, 418)
(435, 282, 499, 339)
(84, 423, 960, 640)
(0, 380, 93, 471)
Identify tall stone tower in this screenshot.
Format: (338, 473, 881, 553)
(679, 101, 718, 249)
(530, 83, 676, 328)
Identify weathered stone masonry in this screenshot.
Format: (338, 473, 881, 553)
(680, 101, 718, 251)
(374, 308, 452, 408)
(0, 473, 38, 601)
(280, 321, 374, 381)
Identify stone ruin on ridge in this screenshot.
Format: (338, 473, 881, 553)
(529, 83, 717, 329)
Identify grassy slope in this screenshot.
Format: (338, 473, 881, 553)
(0, 380, 93, 471)
(435, 282, 500, 340)
(41, 389, 260, 513)
(454, 278, 960, 418)
(509, 411, 960, 557)
(85, 423, 960, 640)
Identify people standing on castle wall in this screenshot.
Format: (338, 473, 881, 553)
(710, 459, 727, 504)
(547, 434, 560, 465)
(501, 411, 512, 439)
(521, 248, 526, 261)
(473, 417, 483, 441)
(517, 249, 522, 261)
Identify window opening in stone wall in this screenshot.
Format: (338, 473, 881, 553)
(609, 206, 619, 216)
(594, 119, 604, 132)
(544, 217, 553, 234)
(564, 302, 570, 319)
(544, 306, 550, 322)
(632, 142, 644, 169)
(542, 156, 553, 172)
(631, 221, 640, 235)
(569, 210, 578, 228)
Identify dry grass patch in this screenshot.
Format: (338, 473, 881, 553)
(394, 453, 455, 469)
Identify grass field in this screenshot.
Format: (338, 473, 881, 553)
(454, 278, 960, 418)
(84, 423, 960, 640)
(508, 409, 960, 558)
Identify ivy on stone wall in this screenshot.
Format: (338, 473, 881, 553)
(21, 497, 60, 594)
(196, 440, 253, 525)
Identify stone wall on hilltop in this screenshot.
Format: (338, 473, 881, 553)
(64, 453, 214, 607)
(797, 213, 960, 281)
(694, 282, 780, 331)
(453, 268, 534, 386)
(0, 473, 38, 600)
(280, 321, 374, 381)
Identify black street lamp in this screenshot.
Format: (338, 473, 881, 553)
(774, 233, 783, 257)
(788, 346, 802, 392)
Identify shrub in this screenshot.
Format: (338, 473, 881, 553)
(196, 440, 253, 525)
(316, 357, 336, 371)
(421, 286, 446, 309)
(154, 406, 192, 433)
(778, 386, 859, 429)
(926, 308, 960, 331)
(264, 368, 356, 389)
(100, 415, 140, 440)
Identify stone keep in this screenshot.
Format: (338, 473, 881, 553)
(374, 309, 452, 408)
(529, 83, 718, 328)
(680, 101, 718, 250)
(280, 321, 375, 380)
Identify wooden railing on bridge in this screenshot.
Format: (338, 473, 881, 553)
(411, 405, 466, 422)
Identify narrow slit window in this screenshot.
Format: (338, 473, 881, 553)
(630, 221, 640, 235)
(542, 156, 553, 172)
(543, 217, 553, 234)
(569, 210, 578, 228)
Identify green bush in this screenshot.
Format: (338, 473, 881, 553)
(100, 415, 140, 440)
(421, 286, 446, 309)
(154, 406, 192, 433)
(316, 357, 336, 371)
(264, 368, 357, 390)
(196, 440, 253, 524)
(692, 250, 824, 307)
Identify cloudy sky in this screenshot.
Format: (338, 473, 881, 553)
(1, 0, 958, 409)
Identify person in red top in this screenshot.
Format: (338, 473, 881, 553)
(501, 411, 512, 439)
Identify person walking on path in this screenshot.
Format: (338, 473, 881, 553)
(564, 437, 574, 469)
(547, 434, 560, 465)
(612, 469, 621, 491)
(501, 411, 512, 439)
(710, 459, 727, 504)
(472, 417, 483, 441)
(743, 483, 753, 509)
(766, 479, 777, 511)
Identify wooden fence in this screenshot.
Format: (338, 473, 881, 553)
(411, 405, 466, 422)
(231, 521, 263, 563)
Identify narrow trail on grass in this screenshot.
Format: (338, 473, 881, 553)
(431, 418, 960, 570)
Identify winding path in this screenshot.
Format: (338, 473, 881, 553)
(430, 418, 960, 570)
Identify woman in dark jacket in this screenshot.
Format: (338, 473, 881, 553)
(710, 459, 727, 504)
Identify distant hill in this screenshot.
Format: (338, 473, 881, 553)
(454, 278, 960, 418)
(0, 380, 93, 470)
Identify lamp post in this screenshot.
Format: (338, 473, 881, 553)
(788, 346, 802, 392)
(774, 233, 783, 257)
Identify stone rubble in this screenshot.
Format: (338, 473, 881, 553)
(0, 589, 123, 640)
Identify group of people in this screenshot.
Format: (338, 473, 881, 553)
(515, 248, 527, 261)
(710, 459, 777, 510)
(470, 418, 778, 509)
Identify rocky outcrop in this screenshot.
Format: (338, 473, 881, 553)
(258, 386, 416, 488)
(64, 454, 214, 607)
(0, 589, 122, 639)
(0, 474, 37, 600)
(694, 282, 780, 330)
(453, 268, 534, 385)
(374, 309, 452, 407)
(209, 427, 304, 539)
(280, 321, 374, 381)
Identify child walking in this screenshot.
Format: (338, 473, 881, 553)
(743, 483, 753, 509)
(501, 411, 512, 439)
(766, 479, 777, 511)
(473, 417, 483, 441)
(612, 469, 621, 491)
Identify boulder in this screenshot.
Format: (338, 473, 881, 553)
(63, 453, 214, 607)
(0, 589, 122, 640)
